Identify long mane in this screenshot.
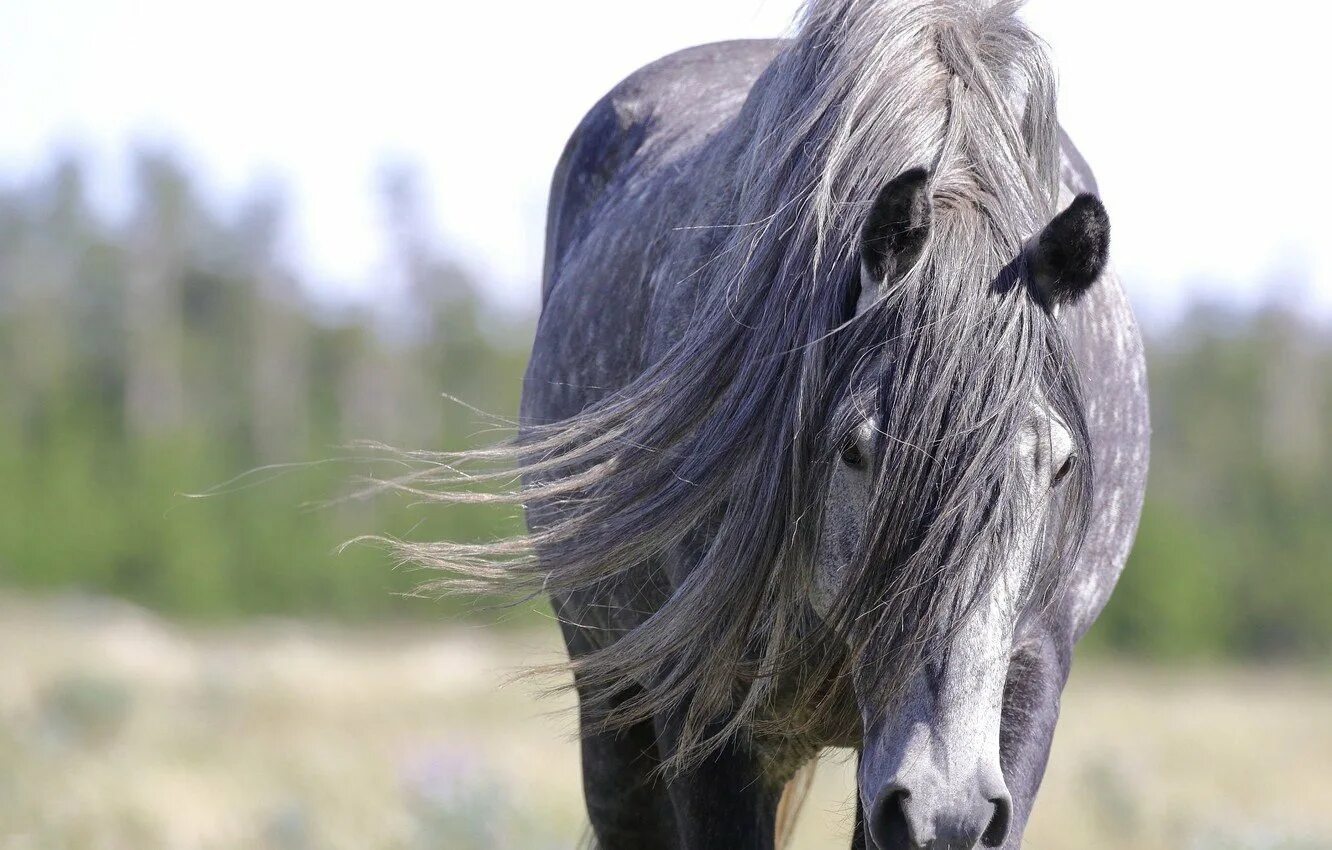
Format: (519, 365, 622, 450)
(384, 0, 1092, 769)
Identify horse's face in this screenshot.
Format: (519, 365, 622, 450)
(814, 395, 1074, 847)
(810, 169, 1109, 849)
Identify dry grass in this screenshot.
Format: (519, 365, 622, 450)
(1, 594, 1328, 850)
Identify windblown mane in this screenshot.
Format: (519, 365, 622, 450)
(384, 0, 1092, 769)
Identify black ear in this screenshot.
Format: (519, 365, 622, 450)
(860, 167, 932, 283)
(1027, 193, 1110, 307)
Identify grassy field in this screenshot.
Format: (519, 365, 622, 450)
(1, 594, 1329, 850)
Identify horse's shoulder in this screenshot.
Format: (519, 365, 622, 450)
(1051, 130, 1152, 645)
(541, 40, 783, 303)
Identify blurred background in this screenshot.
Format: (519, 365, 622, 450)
(0, 1, 1328, 849)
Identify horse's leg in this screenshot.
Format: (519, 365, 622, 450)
(574, 698, 679, 849)
(654, 714, 782, 850)
(556, 604, 678, 850)
(995, 634, 1071, 848)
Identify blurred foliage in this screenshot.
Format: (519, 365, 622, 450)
(0, 152, 1327, 657)
(1088, 302, 1332, 659)
(0, 152, 531, 622)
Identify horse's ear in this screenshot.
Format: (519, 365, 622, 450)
(853, 167, 932, 315)
(1026, 193, 1110, 307)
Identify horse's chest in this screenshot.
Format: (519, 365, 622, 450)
(752, 668, 862, 783)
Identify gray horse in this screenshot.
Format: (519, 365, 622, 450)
(400, 1, 1148, 847)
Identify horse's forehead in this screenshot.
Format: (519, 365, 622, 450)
(847, 393, 1065, 442)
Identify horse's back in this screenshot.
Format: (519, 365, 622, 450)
(526, 41, 780, 429)
(541, 39, 781, 306)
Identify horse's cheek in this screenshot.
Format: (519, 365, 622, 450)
(811, 482, 867, 619)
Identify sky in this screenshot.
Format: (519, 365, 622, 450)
(1, 0, 1328, 319)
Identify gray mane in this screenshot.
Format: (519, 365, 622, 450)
(384, 0, 1093, 769)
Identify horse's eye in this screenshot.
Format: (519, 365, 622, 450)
(840, 435, 865, 469)
(1052, 454, 1077, 486)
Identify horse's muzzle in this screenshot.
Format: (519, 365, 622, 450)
(858, 656, 1014, 850)
(866, 772, 1011, 849)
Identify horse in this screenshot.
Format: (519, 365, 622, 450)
(394, 1, 1149, 847)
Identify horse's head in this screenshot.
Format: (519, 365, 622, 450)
(811, 168, 1109, 849)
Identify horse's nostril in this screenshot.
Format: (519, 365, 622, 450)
(869, 788, 914, 849)
(867, 784, 1011, 849)
(982, 793, 1012, 847)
